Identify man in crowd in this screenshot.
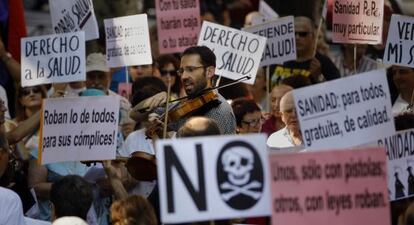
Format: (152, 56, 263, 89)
(271, 16, 340, 86)
(133, 46, 236, 134)
(262, 84, 293, 136)
(267, 91, 303, 149)
(391, 66, 414, 115)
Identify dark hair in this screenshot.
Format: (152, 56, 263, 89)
(394, 113, 414, 131)
(281, 75, 312, 89)
(177, 117, 221, 137)
(231, 97, 261, 126)
(50, 175, 93, 220)
(217, 77, 251, 100)
(182, 46, 216, 68)
(155, 54, 182, 94)
(111, 195, 157, 225)
(131, 76, 167, 106)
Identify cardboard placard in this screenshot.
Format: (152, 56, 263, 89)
(292, 69, 395, 150)
(49, 0, 99, 40)
(104, 14, 152, 68)
(197, 21, 267, 84)
(155, 0, 200, 54)
(156, 134, 271, 223)
(375, 128, 414, 201)
(243, 16, 296, 66)
(39, 96, 119, 164)
(332, 0, 384, 44)
(383, 14, 414, 68)
(21, 31, 86, 87)
(269, 147, 390, 225)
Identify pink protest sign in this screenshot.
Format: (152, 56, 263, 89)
(155, 0, 200, 54)
(269, 147, 390, 225)
(332, 0, 384, 44)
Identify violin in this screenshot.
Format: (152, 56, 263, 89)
(81, 151, 157, 181)
(145, 90, 219, 139)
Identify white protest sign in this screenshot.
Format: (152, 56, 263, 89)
(259, 0, 278, 19)
(292, 69, 395, 150)
(374, 128, 414, 201)
(49, 0, 99, 41)
(104, 14, 152, 68)
(21, 31, 85, 87)
(332, 0, 384, 44)
(40, 96, 119, 164)
(156, 134, 271, 223)
(243, 16, 296, 66)
(383, 14, 414, 68)
(197, 21, 267, 84)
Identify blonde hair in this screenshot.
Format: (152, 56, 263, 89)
(110, 195, 157, 225)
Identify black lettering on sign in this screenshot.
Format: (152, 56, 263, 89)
(164, 144, 207, 213)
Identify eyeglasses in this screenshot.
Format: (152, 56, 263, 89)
(282, 108, 296, 115)
(295, 31, 310, 38)
(177, 66, 205, 75)
(20, 86, 42, 96)
(242, 117, 264, 127)
(160, 69, 178, 77)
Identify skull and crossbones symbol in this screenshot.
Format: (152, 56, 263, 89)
(220, 147, 262, 201)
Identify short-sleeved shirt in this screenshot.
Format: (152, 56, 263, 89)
(271, 52, 340, 86)
(0, 187, 26, 225)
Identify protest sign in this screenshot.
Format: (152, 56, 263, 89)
(374, 128, 414, 201)
(156, 134, 271, 223)
(383, 14, 414, 68)
(269, 147, 390, 225)
(259, 0, 278, 19)
(197, 21, 267, 84)
(292, 69, 395, 150)
(243, 16, 296, 66)
(155, 0, 200, 54)
(332, 0, 383, 44)
(21, 31, 85, 87)
(39, 96, 119, 164)
(49, 0, 99, 41)
(104, 14, 152, 68)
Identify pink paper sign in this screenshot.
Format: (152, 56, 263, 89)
(155, 0, 200, 54)
(269, 147, 390, 225)
(332, 0, 384, 44)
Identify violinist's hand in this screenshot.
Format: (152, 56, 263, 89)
(141, 91, 167, 111)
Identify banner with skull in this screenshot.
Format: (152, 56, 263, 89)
(155, 134, 271, 224)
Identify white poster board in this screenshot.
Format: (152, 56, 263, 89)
(292, 69, 395, 150)
(243, 16, 296, 66)
(383, 14, 414, 68)
(21, 31, 86, 87)
(375, 128, 414, 201)
(104, 14, 152, 68)
(40, 96, 119, 164)
(49, 0, 99, 40)
(197, 21, 267, 84)
(259, 0, 278, 19)
(156, 134, 271, 223)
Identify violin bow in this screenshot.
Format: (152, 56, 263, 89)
(162, 74, 172, 139)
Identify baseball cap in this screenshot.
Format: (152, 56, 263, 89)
(86, 53, 109, 73)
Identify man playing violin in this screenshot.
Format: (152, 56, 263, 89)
(132, 46, 236, 135)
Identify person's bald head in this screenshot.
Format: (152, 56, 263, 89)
(271, 85, 293, 117)
(177, 117, 221, 137)
(280, 91, 300, 134)
(294, 16, 315, 56)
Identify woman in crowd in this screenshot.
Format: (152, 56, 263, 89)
(154, 54, 184, 99)
(231, 97, 263, 134)
(110, 195, 157, 225)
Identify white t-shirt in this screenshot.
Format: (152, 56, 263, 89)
(0, 187, 26, 225)
(267, 127, 295, 149)
(119, 129, 156, 197)
(392, 95, 409, 116)
(24, 217, 51, 225)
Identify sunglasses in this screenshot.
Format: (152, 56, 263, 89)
(20, 86, 42, 96)
(295, 31, 310, 38)
(160, 69, 178, 76)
